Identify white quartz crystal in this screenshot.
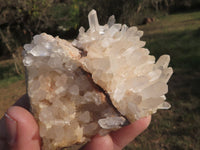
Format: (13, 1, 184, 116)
(72, 9, 173, 121)
(23, 9, 173, 150)
(98, 116, 126, 129)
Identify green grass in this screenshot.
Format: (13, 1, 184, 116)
(0, 60, 26, 117)
(0, 60, 24, 88)
(139, 11, 200, 35)
(123, 11, 200, 150)
(146, 29, 200, 70)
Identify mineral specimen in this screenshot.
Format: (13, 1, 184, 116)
(73, 10, 173, 122)
(23, 9, 173, 150)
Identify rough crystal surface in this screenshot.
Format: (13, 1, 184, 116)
(73, 9, 173, 121)
(23, 9, 173, 150)
(24, 33, 125, 150)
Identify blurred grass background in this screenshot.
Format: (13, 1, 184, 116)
(0, 0, 200, 149)
(125, 11, 200, 150)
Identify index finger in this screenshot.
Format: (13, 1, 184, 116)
(110, 116, 151, 149)
(83, 116, 151, 150)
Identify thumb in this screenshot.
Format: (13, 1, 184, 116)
(5, 106, 40, 150)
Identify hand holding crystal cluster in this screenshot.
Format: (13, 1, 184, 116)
(23, 10, 173, 150)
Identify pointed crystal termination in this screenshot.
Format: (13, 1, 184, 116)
(158, 101, 171, 109)
(107, 15, 116, 27)
(98, 117, 126, 129)
(88, 9, 99, 31)
(156, 55, 170, 69)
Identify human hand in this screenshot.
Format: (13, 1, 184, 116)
(0, 95, 151, 150)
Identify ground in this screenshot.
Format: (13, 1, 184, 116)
(0, 10, 200, 150)
(0, 59, 26, 117)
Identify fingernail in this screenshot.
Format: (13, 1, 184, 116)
(5, 113, 17, 145)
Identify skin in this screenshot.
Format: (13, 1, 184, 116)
(0, 95, 151, 150)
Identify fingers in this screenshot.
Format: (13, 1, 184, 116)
(0, 94, 31, 149)
(0, 117, 9, 150)
(2, 94, 151, 150)
(82, 134, 114, 150)
(5, 106, 40, 150)
(110, 116, 151, 149)
(83, 116, 151, 150)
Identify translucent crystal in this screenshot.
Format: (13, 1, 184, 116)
(23, 55, 33, 66)
(156, 55, 170, 69)
(140, 82, 168, 99)
(69, 85, 79, 95)
(98, 117, 126, 129)
(158, 101, 171, 109)
(88, 9, 99, 32)
(107, 15, 115, 27)
(78, 111, 91, 123)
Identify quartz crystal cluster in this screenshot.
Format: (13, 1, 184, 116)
(23, 9, 173, 150)
(73, 10, 173, 121)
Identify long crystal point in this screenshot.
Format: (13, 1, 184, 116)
(160, 67, 173, 83)
(88, 9, 99, 31)
(156, 55, 170, 69)
(158, 101, 171, 109)
(107, 15, 115, 27)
